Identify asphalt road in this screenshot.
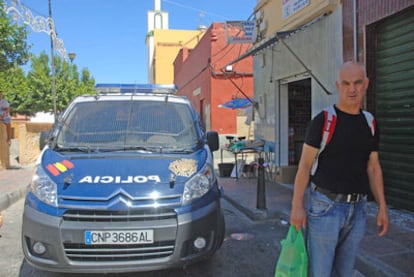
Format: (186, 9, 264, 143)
(0, 198, 289, 277)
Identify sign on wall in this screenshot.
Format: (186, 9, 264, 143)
(282, 0, 310, 18)
(225, 21, 257, 44)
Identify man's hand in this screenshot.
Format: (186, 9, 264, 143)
(290, 206, 307, 231)
(377, 207, 389, 237)
(289, 144, 318, 232)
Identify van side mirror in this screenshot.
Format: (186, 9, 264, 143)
(206, 131, 219, 152)
(39, 130, 50, 150)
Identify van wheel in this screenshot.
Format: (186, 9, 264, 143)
(201, 212, 225, 262)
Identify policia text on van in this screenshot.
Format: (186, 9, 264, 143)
(21, 85, 225, 273)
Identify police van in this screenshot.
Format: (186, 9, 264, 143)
(22, 84, 225, 273)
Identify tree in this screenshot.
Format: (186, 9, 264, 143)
(25, 52, 95, 115)
(1, 2, 95, 116)
(0, 1, 30, 116)
(0, 66, 29, 115)
(0, 2, 30, 72)
(78, 68, 96, 95)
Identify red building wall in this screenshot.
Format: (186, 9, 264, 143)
(174, 23, 254, 134)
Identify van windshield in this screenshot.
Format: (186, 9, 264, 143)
(56, 100, 199, 151)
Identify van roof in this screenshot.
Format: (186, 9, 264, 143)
(95, 84, 178, 94)
(72, 93, 190, 105)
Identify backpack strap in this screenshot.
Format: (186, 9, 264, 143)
(310, 106, 376, 176)
(320, 105, 337, 154)
(362, 110, 376, 136)
(311, 105, 336, 175)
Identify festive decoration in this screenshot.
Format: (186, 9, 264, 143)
(4, 0, 67, 58)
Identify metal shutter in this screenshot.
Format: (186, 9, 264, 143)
(375, 7, 414, 212)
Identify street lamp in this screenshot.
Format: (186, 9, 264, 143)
(69, 52, 76, 63)
(68, 52, 76, 79)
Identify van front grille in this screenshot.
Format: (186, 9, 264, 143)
(64, 241, 175, 261)
(63, 209, 177, 222)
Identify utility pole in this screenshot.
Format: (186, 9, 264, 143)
(48, 0, 57, 121)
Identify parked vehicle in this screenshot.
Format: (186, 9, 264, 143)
(22, 85, 224, 273)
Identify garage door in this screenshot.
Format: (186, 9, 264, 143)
(375, 7, 414, 212)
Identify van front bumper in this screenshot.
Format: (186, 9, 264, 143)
(22, 199, 223, 273)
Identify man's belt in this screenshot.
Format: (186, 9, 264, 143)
(313, 185, 366, 203)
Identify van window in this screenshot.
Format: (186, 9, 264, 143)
(57, 100, 197, 149)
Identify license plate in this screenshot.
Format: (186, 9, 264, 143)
(85, 230, 154, 245)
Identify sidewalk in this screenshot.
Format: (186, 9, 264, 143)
(219, 175, 414, 277)
(0, 164, 32, 211)
(0, 139, 33, 211)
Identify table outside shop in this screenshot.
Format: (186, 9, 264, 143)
(220, 143, 264, 179)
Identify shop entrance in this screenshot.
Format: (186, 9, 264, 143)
(287, 78, 311, 165)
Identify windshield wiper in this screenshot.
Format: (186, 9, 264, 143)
(55, 146, 93, 153)
(100, 146, 155, 152)
(163, 148, 194, 154)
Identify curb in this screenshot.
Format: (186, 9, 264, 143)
(223, 194, 269, 221)
(356, 254, 406, 277)
(0, 184, 29, 211)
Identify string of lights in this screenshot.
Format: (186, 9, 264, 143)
(3, 0, 67, 58)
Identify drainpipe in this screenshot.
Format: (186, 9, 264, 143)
(353, 0, 358, 61)
(278, 81, 281, 168)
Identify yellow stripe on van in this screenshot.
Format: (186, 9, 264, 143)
(54, 162, 67, 172)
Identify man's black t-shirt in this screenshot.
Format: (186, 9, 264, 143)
(305, 105, 379, 194)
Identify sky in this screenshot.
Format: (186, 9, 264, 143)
(11, 0, 257, 84)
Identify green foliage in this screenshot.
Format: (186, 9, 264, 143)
(25, 52, 96, 115)
(26, 53, 52, 114)
(1, 52, 95, 116)
(0, 66, 28, 115)
(0, 2, 30, 71)
(1, 4, 96, 117)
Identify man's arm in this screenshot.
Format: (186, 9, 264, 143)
(367, 151, 389, 236)
(290, 143, 319, 231)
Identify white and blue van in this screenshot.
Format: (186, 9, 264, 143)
(21, 85, 225, 273)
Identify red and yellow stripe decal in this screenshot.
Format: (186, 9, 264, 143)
(46, 160, 74, 176)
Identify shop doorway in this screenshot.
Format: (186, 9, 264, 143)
(288, 79, 311, 165)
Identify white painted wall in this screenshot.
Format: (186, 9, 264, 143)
(253, 7, 343, 166)
(30, 112, 54, 123)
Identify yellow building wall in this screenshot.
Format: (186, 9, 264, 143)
(255, 0, 339, 36)
(153, 29, 205, 84)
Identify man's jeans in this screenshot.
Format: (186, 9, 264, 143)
(307, 186, 367, 277)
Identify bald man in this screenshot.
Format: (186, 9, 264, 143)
(290, 61, 389, 276)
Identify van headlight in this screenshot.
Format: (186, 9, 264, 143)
(182, 164, 215, 205)
(30, 166, 58, 207)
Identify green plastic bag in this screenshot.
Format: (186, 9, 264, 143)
(275, 225, 308, 277)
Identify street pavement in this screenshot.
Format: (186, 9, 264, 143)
(0, 142, 413, 276)
(219, 175, 414, 277)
